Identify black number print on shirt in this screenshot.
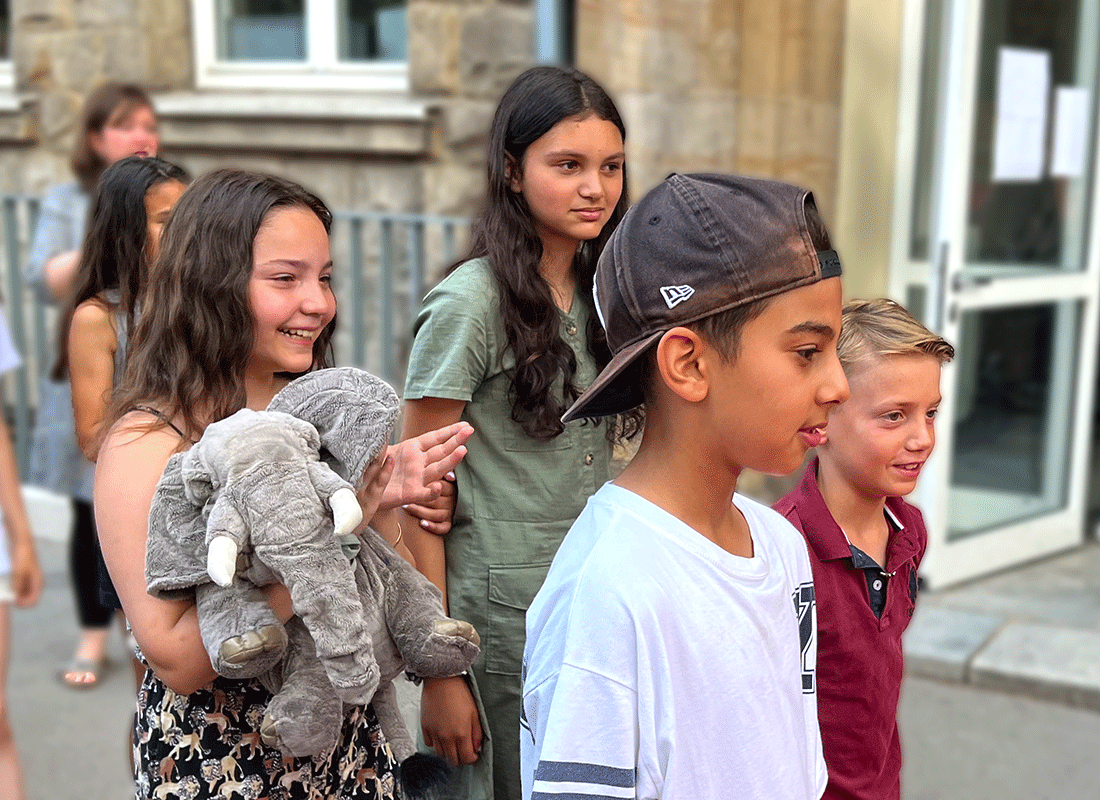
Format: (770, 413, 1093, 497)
(792, 582, 816, 694)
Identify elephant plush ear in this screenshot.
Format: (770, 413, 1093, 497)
(180, 444, 216, 506)
(267, 367, 399, 485)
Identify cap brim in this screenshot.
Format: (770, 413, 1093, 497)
(561, 330, 665, 423)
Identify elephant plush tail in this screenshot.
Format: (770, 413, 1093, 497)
(396, 752, 453, 798)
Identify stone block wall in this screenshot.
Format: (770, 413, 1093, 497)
(3, 0, 847, 222)
(9, 0, 192, 192)
(0, 0, 855, 502)
(576, 0, 846, 224)
(410, 0, 534, 238)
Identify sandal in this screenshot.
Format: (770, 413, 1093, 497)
(58, 657, 108, 689)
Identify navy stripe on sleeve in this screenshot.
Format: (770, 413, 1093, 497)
(534, 761, 634, 788)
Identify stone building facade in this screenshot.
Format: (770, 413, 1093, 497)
(0, 0, 854, 498)
(1, 0, 849, 241)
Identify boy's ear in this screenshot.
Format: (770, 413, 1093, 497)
(655, 327, 710, 404)
(505, 153, 522, 193)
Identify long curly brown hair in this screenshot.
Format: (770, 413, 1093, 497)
(104, 169, 336, 442)
(463, 65, 638, 441)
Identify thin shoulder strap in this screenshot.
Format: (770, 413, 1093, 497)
(130, 405, 195, 443)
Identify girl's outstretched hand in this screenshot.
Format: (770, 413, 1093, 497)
(381, 422, 473, 510)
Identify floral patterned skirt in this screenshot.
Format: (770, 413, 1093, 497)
(134, 668, 397, 800)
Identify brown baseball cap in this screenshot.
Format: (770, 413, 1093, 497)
(562, 173, 842, 422)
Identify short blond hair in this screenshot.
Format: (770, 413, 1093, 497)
(838, 298, 954, 371)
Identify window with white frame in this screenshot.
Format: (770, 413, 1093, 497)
(192, 0, 408, 91)
(0, 0, 12, 92)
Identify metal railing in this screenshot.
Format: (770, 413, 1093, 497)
(0, 194, 471, 476)
(330, 210, 470, 384)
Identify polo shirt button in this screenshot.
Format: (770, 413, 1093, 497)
(583, 453, 594, 465)
(873, 579, 883, 590)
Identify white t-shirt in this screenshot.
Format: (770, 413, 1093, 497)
(0, 307, 22, 575)
(521, 483, 826, 800)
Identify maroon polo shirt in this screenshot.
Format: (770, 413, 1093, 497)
(773, 459, 926, 800)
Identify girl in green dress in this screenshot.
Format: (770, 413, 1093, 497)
(401, 66, 639, 800)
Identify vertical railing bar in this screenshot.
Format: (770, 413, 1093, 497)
(405, 221, 425, 394)
(347, 216, 365, 369)
(380, 219, 395, 384)
(408, 220, 424, 329)
(443, 222, 456, 270)
(4, 198, 31, 474)
(27, 197, 49, 430)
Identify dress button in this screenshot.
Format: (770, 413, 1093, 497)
(583, 453, 594, 465)
(566, 322, 578, 336)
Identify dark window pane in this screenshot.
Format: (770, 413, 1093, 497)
(340, 0, 406, 61)
(219, 0, 305, 61)
(0, 0, 9, 60)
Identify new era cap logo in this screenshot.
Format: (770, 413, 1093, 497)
(660, 285, 695, 309)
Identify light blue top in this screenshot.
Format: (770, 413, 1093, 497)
(25, 181, 95, 501)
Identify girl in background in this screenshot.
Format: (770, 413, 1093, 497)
(400, 65, 637, 800)
(55, 154, 189, 771)
(58, 155, 190, 461)
(94, 168, 471, 799)
(26, 83, 159, 688)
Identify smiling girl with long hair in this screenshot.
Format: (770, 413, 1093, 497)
(94, 169, 472, 799)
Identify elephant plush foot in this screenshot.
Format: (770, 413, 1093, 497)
(434, 619, 480, 646)
(217, 625, 289, 675)
(197, 579, 289, 680)
(260, 689, 341, 758)
(397, 618, 481, 679)
(261, 617, 344, 758)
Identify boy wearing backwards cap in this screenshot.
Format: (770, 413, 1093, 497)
(520, 173, 849, 800)
(774, 298, 953, 800)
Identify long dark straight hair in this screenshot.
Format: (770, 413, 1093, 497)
(464, 65, 630, 440)
(53, 156, 190, 380)
(105, 169, 336, 442)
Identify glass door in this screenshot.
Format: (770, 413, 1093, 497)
(892, 0, 1100, 587)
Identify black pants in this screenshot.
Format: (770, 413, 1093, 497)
(70, 499, 117, 628)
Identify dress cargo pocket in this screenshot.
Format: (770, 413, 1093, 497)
(485, 563, 552, 675)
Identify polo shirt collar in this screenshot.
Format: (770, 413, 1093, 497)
(793, 459, 923, 569)
(791, 458, 854, 563)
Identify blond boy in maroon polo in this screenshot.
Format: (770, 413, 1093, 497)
(774, 299, 953, 800)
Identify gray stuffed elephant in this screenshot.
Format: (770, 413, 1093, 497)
(145, 368, 480, 793)
(180, 407, 379, 705)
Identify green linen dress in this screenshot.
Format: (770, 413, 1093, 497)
(404, 258, 612, 800)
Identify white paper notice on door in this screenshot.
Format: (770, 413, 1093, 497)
(1050, 86, 1090, 178)
(992, 47, 1050, 182)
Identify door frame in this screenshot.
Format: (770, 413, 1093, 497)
(888, 0, 1100, 588)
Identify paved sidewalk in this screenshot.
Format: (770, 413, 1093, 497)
(10, 489, 136, 800)
(8, 487, 421, 800)
(8, 486, 1099, 799)
(904, 539, 1100, 710)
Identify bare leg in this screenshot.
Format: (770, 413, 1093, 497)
(0, 604, 28, 800)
